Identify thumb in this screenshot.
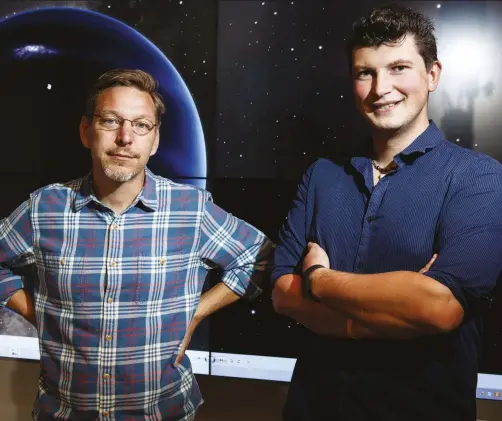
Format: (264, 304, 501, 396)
(174, 344, 186, 367)
(174, 333, 189, 367)
(175, 324, 195, 367)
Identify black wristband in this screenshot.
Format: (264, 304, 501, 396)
(302, 264, 325, 301)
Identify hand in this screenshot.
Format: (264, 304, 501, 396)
(173, 283, 240, 366)
(302, 242, 330, 272)
(174, 315, 201, 367)
(419, 254, 438, 274)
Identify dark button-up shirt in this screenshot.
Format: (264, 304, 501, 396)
(273, 121, 502, 421)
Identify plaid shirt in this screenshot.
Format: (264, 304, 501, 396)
(0, 168, 272, 421)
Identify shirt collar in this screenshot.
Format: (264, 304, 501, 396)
(73, 167, 158, 213)
(140, 168, 159, 211)
(350, 120, 444, 173)
(397, 120, 444, 163)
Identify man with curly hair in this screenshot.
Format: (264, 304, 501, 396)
(273, 5, 502, 421)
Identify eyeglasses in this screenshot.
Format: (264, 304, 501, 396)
(93, 114, 158, 136)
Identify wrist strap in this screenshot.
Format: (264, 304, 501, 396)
(302, 264, 325, 301)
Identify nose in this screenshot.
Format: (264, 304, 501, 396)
(372, 71, 393, 98)
(116, 120, 134, 145)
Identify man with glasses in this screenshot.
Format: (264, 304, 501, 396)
(0, 68, 272, 421)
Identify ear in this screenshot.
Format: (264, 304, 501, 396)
(80, 116, 91, 149)
(428, 60, 442, 93)
(150, 129, 160, 156)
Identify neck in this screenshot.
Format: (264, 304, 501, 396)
(92, 168, 146, 215)
(372, 115, 430, 166)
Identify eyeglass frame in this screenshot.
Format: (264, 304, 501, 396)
(92, 113, 159, 136)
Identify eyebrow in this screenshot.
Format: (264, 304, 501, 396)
(387, 59, 414, 67)
(353, 59, 414, 72)
(97, 110, 155, 120)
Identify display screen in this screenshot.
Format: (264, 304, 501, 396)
(211, 0, 502, 401)
(0, 0, 500, 403)
(0, 0, 217, 374)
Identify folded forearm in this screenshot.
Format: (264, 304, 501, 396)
(280, 298, 374, 337)
(6, 289, 36, 325)
(272, 273, 433, 339)
(311, 269, 462, 334)
(279, 291, 439, 339)
(272, 281, 377, 338)
(194, 282, 240, 321)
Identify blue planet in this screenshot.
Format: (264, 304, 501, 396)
(0, 7, 206, 188)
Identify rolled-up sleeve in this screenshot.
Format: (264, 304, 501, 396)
(199, 196, 273, 299)
(272, 164, 314, 283)
(0, 199, 34, 304)
(424, 159, 502, 318)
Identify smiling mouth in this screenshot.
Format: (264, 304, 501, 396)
(373, 100, 403, 112)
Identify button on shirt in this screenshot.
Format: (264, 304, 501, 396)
(0, 168, 272, 421)
(272, 122, 502, 421)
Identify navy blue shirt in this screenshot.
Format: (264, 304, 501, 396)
(272, 121, 502, 421)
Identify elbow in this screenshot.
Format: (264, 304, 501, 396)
(272, 284, 295, 316)
(437, 305, 464, 333)
(272, 274, 302, 316)
(272, 285, 287, 314)
(426, 297, 464, 334)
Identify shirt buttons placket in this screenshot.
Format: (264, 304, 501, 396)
(104, 220, 117, 417)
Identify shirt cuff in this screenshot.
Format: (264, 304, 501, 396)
(0, 288, 22, 307)
(271, 267, 297, 286)
(221, 271, 263, 301)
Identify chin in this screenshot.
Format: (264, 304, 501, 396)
(103, 165, 141, 183)
(368, 114, 410, 132)
(374, 122, 404, 131)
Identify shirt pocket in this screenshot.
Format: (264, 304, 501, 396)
(134, 253, 188, 306)
(39, 251, 89, 305)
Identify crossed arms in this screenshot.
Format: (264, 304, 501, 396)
(273, 250, 462, 340)
(272, 164, 502, 340)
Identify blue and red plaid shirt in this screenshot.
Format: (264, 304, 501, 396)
(0, 168, 272, 421)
